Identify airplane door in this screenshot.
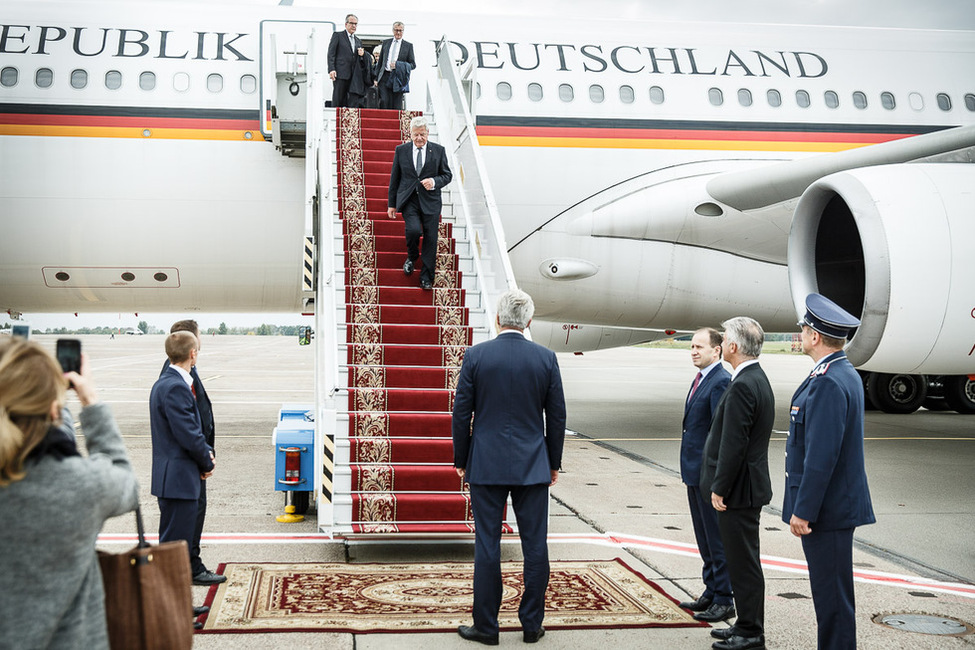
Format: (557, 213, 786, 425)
(259, 20, 336, 141)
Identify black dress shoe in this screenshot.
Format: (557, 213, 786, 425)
(403, 259, 414, 276)
(678, 595, 713, 611)
(193, 621, 203, 630)
(524, 626, 545, 643)
(710, 626, 736, 640)
(694, 602, 736, 622)
(192, 570, 227, 586)
(420, 279, 433, 290)
(192, 605, 209, 617)
(712, 634, 765, 650)
(457, 625, 499, 645)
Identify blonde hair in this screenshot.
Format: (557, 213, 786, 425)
(0, 339, 67, 486)
(165, 331, 198, 364)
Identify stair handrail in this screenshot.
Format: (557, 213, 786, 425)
(426, 37, 519, 337)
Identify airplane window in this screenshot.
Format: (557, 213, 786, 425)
(35, 68, 54, 89)
(558, 83, 574, 102)
(881, 92, 896, 110)
(824, 91, 839, 109)
(796, 90, 810, 108)
(240, 74, 257, 94)
(767, 89, 781, 107)
(496, 81, 512, 101)
(966, 94, 975, 111)
(70, 69, 87, 90)
(738, 88, 752, 107)
(649, 86, 664, 104)
(589, 85, 604, 103)
(708, 88, 723, 106)
(173, 72, 189, 92)
(937, 93, 952, 111)
(140, 72, 156, 91)
(476, 82, 481, 99)
(909, 92, 923, 110)
(207, 74, 223, 93)
(0, 67, 17, 87)
(105, 70, 122, 90)
(619, 85, 634, 104)
(852, 91, 867, 109)
(527, 82, 543, 101)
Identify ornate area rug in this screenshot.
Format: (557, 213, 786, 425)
(199, 559, 704, 634)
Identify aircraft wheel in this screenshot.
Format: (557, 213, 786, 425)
(866, 373, 926, 414)
(858, 371, 877, 410)
(943, 376, 975, 414)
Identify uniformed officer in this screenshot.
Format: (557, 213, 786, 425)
(784, 293, 876, 650)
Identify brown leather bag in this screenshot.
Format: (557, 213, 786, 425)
(97, 507, 194, 649)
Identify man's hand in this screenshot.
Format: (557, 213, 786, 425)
(711, 492, 727, 512)
(550, 470, 559, 486)
(329, 70, 337, 81)
(420, 178, 435, 191)
(790, 515, 812, 537)
(387, 207, 397, 219)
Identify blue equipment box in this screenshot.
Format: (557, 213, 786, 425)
(272, 426, 314, 492)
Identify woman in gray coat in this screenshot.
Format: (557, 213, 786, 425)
(0, 339, 139, 649)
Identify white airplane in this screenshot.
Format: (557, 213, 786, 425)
(1, 1, 974, 413)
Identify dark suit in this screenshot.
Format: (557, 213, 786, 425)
(150, 366, 214, 570)
(388, 140, 452, 285)
(784, 351, 875, 649)
(682, 362, 733, 607)
(327, 29, 362, 108)
(375, 38, 415, 110)
(700, 362, 774, 639)
(452, 330, 566, 636)
(160, 360, 214, 575)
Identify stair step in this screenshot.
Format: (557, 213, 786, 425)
(346, 344, 467, 369)
(349, 436, 453, 463)
(348, 412, 453, 436)
(346, 303, 468, 326)
(351, 464, 464, 492)
(348, 365, 458, 390)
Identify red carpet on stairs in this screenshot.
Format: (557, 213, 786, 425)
(336, 107, 505, 534)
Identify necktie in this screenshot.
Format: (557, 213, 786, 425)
(687, 372, 702, 403)
(191, 383, 197, 398)
(349, 34, 355, 52)
(415, 148, 423, 175)
(388, 40, 399, 71)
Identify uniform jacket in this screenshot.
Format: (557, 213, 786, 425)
(700, 363, 775, 508)
(326, 29, 362, 80)
(161, 360, 214, 449)
(149, 366, 214, 500)
(452, 331, 566, 485)
(783, 351, 876, 530)
(681, 363, 731, 485)
(388, 140, 452, 216)
(375, 38, 416, 85)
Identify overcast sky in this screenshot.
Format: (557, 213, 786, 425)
(4, 0, 973, 331)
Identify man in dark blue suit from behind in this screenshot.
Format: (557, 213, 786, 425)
(678, 328, 735, 623)
(785, 294, 875, 650)
(150, 331, 216, 616)
(452, 290, 566, 646)
(160, 320, 224, 588)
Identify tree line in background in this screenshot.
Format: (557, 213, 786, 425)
(1, 322, 306, 337)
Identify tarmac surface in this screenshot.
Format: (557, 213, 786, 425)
(33, 334, 975, 649)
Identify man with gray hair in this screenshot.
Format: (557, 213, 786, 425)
(387, 115, 453, 290)
(452, 289, 566, 645)
(700, 316, 775, 650)
(374, 21, 415, 110)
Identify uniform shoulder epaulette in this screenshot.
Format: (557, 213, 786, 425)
(810, 361, 832, 377)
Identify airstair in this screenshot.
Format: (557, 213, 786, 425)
(267, 29, 518, 537)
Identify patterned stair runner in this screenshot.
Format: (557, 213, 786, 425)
(336, 108, 503, 534)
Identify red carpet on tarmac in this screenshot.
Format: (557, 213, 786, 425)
(197, 559, 706, 634)
(335, 108, 508, 534)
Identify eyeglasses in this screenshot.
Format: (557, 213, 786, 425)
(346, 21, 357, 25)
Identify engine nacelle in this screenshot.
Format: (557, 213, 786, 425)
(789, 164, 975, 374)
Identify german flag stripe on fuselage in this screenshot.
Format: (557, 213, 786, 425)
(475, 115, 948, 153)
(0, 103, 262, 141)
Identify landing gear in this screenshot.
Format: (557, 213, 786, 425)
(866, 373, 926, 414)
(943, 376, 975, 414)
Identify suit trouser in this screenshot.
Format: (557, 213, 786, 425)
(469, 483, 550, 635)
(402, 193, 439, 284)
(687, 485, 733, 605)
(378, 74, 404, 110)
(189, 479, 208, 575)
(331, 77, 351, 108)
(716, 506, 764, 637)
(158, 496, 199, 575)
(802, 527, 857, 650)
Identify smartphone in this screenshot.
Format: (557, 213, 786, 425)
(56, 339, 82, 374)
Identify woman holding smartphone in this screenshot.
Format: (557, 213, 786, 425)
(0, 338, 139, 649)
